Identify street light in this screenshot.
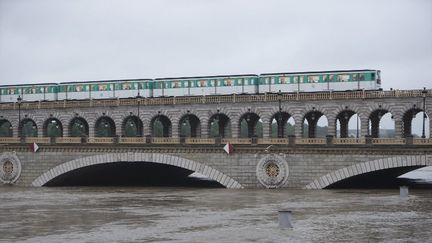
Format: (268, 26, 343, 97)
(278, 90, 283, 138)
(17, 96, 22, 137)
(422, 87, 427, 138)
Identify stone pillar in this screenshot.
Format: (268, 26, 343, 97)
(327, 116, 336, 137)
(171, 120, 179, 138)
(62, 124, 69, 137)
(294, 121, 303, 138)
(394, 117, 402, 138)
(200, 119, 209, 138)
(340, 119, 348, 138)
(360, 116, 369, 138)
(370, 117, 379, 138)
(115, 119, 122, 137)
(231, 119, 239, 138)
(13, 117, 19, 138)
(88, 121, 95, 137)
(262, 119, 271, 138)
(37, 120, 43, 137)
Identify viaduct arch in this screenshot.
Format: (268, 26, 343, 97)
(305, 155, 431, 189)
(31, 152, 243, 189)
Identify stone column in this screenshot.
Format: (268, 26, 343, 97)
(171, 120, 179, 138)
(231, 119, 239, 138)
(294, 120, 303, 138)
(394, 116, 402, 138)
(115, 119, 122, 137)
(327, 116, 336, 137)
(200, 119, 209, 138)
(261, 118, 271, 138)
(360, 116, 369, 138)
(37, 120, 43, 137)
(88, 121, 95, 137)
(370, 117, 379, 138)
(13, 117, 19, 138)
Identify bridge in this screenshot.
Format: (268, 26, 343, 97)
(0, 89, 431, 188)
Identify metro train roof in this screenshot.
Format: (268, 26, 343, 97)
(260, 69, 379, 76)
(59, 78, 153, 85)
(0, 83, 58, 88)
(155, 74, 258, 80)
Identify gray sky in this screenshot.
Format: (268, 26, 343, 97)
(0, 0, 431, 89)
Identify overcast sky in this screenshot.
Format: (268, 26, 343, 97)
(0, 0, 431, 89)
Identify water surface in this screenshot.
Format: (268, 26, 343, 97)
(1, 187, 431, 242)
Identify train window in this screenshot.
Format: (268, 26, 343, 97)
(371, 73, 375, 80)
(172, 81, 181, 88)
(223, 79, 232, 86)
(122, 82, 132, 90)
(197, 80, 207, 87)
(208, 80, 215, 87)
(308, 75, 319, 83)
(337, 74, 349, 82)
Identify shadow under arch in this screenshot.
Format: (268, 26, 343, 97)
(31, 153, 243, 189)
(305, 155, 431, 189)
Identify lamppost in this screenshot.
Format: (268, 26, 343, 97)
(422, 87, 427, 138)
(278, 90, 283, 138)
(17, 96, 22, 137)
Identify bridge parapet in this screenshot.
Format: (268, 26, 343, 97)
(1, 137, 432, 146)
(1, 89, 429, 111)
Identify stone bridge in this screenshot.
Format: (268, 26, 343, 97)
(0, 89, 431, 188)
(1, 142, 431, 189)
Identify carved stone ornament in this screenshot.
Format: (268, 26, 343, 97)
(256, 154, 289, 188)
(0, 152, 22, 184)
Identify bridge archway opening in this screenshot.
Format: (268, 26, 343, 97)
(19, 118, 37, 137)
(325, 166, 423, 189)
(43, 162, 224, 188)
(270, 112, 294, 138)
(0, 119, 12, 137)
(302, 110, 327, 138)
(43, 118, 63, 137)
(402, 108, 429, 138)
(151, 114, 171, 137)
(179, 113, 201, 137)
(239, 112, 262, 138)
(69, 117, 89, 137)
(369, 109, 394, 138)
(209, 113, 231, 138)
(122, 115, 143, 137)
(95, 116, 116, 137)
(336, 110, 359, 138)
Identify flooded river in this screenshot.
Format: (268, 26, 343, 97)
(0, 187, 431, 242)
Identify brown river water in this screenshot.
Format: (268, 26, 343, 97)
(1, 187, 431, 242)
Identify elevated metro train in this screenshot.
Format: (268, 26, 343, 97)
(0, 69, 381, 102)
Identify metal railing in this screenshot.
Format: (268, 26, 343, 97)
(2, 89, 429, 111)
(1, 136, 432, 146)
